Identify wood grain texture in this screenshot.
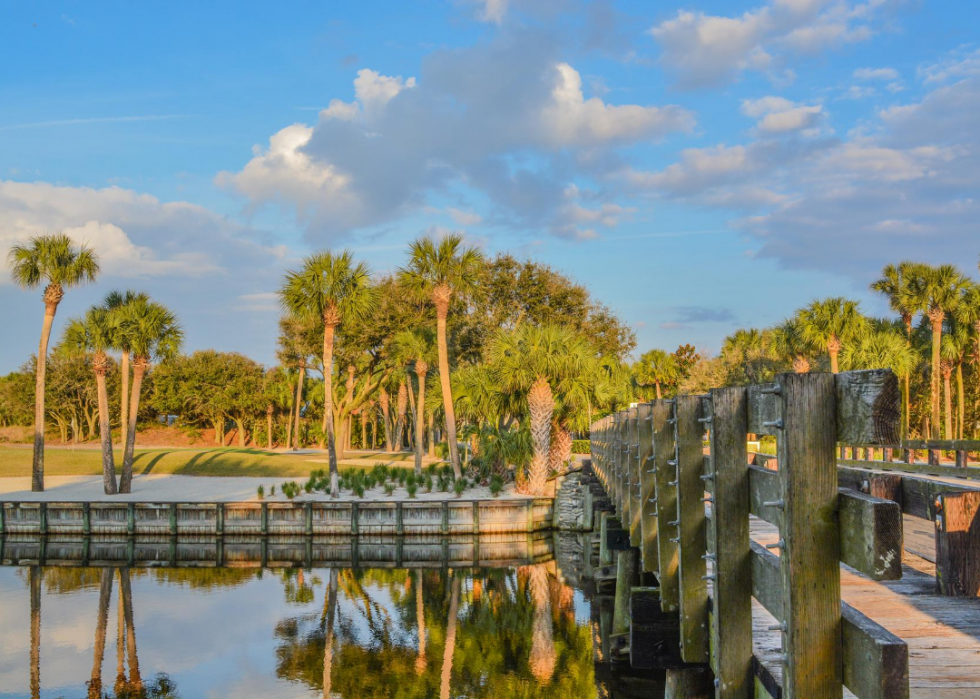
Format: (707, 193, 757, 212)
(935, 492, 980, 597)
(638, 403, 659, 575)
(652, 399, 680, 612)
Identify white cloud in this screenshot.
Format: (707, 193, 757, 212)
(854, 67, 899, 81)
(0, 180, 279, 282)
(447, 208, 483, 226)
(353, 68, 416, 117)
(741, 96, 825, 134)
(649, 0, 885, 88)
(477, 0, 509, 24)
(918, 46, 980, 84)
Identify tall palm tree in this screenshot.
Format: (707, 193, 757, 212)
(440, 574, 461, 699)
(954, 283, 980, 439)
(30, 566, 41, 699)
(8, 233, 99, 491)
(941, 326, 971, 440)
(632, 348, 678, 400)
(907, 264, 969, 438)
(322, 568, 338, 699)
(490, 325, 596, 495)
(393, 329, 437, 475)
(279, 251, 374, 496)
(104, 291, 149, 456)
(399, 234, 483, 479)
(871, 262, 923, 438)
(415, 569, 427, 675)
(61, 308, 120, 494)
(117, 298, 182, 493)
(840, 328, 918, 383)
(796, 297, 867, 373)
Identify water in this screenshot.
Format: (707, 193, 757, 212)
(0, 535, 664, 699)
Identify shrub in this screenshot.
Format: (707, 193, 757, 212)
(384, 483, 395, 496)
(270, 485, 276, 496)
(571, 439, 590, 454)
(257, 485, 265, 499)
(406, 482, 418, 499)
(454, 479, 465, 497)
(353, 482, 366, 498)
(489, 475, 503, 498)
(424, 476, 433, 493)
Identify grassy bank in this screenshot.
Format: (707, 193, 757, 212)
(0, 445, 422, 478)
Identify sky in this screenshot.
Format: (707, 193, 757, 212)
(1, 0, 978, 373)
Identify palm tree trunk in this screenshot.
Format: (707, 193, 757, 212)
(323, 568, 338, 699)
(527, 564, 556, 683)
(267, 407, 274, 448)
(89, 568, 113, 699)
(394, 381, 407, 452)
(286, 394, 295, 451)
(436, 304, 462, 479)
(440, 575, 460, 699)
(527, 376, 554, 496)
(414, 368, 427, 475)
(944, 370, 954, 441)
(120, 350, 130, 454)
(548, 424, 573, 474)
(655, 381, 662, 400)
(95, 365, 118, 495)
(360, 409, 367, 451)
(415, 569, 426, 675)
(956, 364, 965, 441)
(428, 413, 435, 458)
(322, 324, 339, 496)
(119, 569, 141, 690)
(30, 566, 41, 699)
(116, 573, 126, 692)
(380, 389, 392, 453)
(829, 348, 840, 374)
(902, 374, 910, 440)
(294, 362, 306, 451)
(119, 360, 147, 493)
(32, 298, 59, 492)
(930, 313, 943, 439)
(407, 379, 417, 450)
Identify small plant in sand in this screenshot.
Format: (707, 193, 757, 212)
(281, 481, 301, 499)
(424, 475, 433, 493)
(257, 485, 265, 499)
(270, 485, 276, 496)
(438, 475, 449, 493)
(384, 483, 396, 496)
(406, 481, 418, 499)
(353, 482, 366, 498)
(489, 475, 503, 498)
(454, 478, 466, 498)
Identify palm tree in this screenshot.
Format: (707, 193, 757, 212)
(796, 297, 867, 374)
(88, 568, 114, 699)
(954, 283, 980, 439)
(490, 325, 596, 495)
(907, 264, 969, 438)
(104, 291, 149, 456)
(399, 234, 483, 479)
(941, 326, 971, 440)
(871, 262, 923, 438)
(30, 566, 41, 699)
(840, 328, 918, 383)
(393, 329, 437, 475)
(322, 568, 338, 699)
(61, 308, 120, 494)
(415, 569, 427, 675)
(279, 251, 374, 496)
(117, 298, 182, 493)
(440, 574, 461, 699)
(632, 349, 678, 400)
(772, 318, 813, 374)
(8, 233, 99, 491)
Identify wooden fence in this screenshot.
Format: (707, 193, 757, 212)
(589, 369, 910, 699)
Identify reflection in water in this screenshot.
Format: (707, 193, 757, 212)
(0, 536, 664, 698)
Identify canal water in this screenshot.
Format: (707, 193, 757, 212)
(0, 535, 665, 698)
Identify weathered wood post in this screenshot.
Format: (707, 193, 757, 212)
(775, 372, 842, 698)
(629, 407, 643, 548)
(638, 403, 659, 575)
(935, 491, 980, 596)
(675, 394, 709, 664)
(652, 399, 680, 611)
(706, 386, 752, 697)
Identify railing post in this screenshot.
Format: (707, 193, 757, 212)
(651, 399, 680, 611)
(707, 386, 752, 697)
(775, 372, 842, 698)
(629, 407, 642, 547)
(675, 394, 709, 663)
(638, 403, 659, 575)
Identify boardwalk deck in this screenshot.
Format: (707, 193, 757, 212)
(749, 516, 980, 699)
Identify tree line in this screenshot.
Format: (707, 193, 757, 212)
(633, 260, 980, 442)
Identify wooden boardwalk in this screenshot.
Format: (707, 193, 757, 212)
(749, 516, 980, 699)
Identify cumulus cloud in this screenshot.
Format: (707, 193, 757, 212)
(918, 46, 980, 84)
(217, 33, 692, 242)
(650, 0, 885, 88)
(741, 96, 826, 135)
(0, 180, 280, 281)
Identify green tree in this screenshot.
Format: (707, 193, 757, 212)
(796, 297, 867, 374)
(7, 233, 99, 491)
(61, 307, 121, 494)
(399, 234, 483, 479)
(907, 264, 969, 438)
(279, 251, 374, 495)
(104, 291, 150, 456)
(490, 325, 596, 495)
(772, 318, 813, 374)
(117, 297, 182, 493)
(632, 349, 678, 400)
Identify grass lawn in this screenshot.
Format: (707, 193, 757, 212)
(0, 445, 424, 478)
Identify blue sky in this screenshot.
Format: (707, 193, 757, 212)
(1, 0, 978, 372)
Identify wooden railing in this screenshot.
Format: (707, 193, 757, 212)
(589, 370, 910, 699)
(838, 439, 980, 476)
